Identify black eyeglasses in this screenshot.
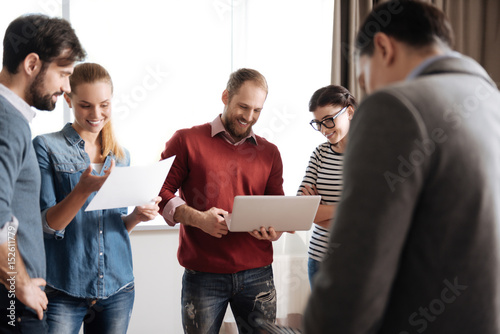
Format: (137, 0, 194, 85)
(309, 106, 349, 131)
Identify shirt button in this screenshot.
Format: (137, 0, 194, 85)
(99, 252, 103, 256)
(100, 275, 103, 279)
(100, 230, 103, 234)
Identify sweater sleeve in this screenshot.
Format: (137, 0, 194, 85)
(0, 111, 30, 232)
(303, 91, 430, 333)
(158, 130, 189, 215)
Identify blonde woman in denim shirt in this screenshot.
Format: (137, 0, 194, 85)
(33, 63, 160, 334)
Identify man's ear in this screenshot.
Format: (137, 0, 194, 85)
(373, 32, 395, 67)
(23, 53, 42, 77)
(221, 89, 229, 106)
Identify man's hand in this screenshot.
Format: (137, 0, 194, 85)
(249, 226, 290, 242)
(16, 277, 48, 320)
(1, 241, 47, 320)
(197, 207, 229, 238)
(175, 205, 229, 238)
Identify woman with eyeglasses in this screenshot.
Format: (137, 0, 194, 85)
(297, 85, 357, 287)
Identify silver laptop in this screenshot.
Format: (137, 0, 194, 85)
(224, 195, 321, 232)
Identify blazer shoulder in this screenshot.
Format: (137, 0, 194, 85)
(356, 87, 430, 140)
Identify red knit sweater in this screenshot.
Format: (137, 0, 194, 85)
(159, 122, 284, 273)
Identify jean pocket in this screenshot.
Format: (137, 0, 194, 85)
(121, 282, 135, 294)
(53, 162, 87, 173)
(53, 161, 87, 190)
(184, 268, 200, 275)
(44, 286, 63, 297)
(247, 265, 273, 280)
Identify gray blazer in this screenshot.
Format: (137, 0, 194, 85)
(304, 55, 500, 333)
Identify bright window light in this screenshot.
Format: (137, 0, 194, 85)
(2, 0, 333, 198)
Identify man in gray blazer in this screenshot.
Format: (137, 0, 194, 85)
(304, 1, 500, 333)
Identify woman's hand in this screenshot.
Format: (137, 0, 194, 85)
(300, 184, 319, 196)
(123, 196, 161, 232)
(46, 160, 116, 231)
(131, 196, 161, 222)
(75, 159, 115, 195)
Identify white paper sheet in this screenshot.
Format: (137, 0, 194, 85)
(85, 156, 175, 211)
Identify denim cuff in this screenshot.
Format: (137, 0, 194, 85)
(0, 217, 18, 245)
(42, 208, 65, 240)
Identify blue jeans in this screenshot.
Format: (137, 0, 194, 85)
(182, 265, 276, 334)
(308, 257, 321, 288)
(0, 285, 48, 333)
(45, 283, 135, 334)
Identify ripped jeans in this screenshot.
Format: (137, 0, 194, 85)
(181, 265, 276, 334)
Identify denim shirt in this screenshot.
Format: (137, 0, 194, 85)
(32, 123, 133, 299)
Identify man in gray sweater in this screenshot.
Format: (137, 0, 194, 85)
(0, 15, 85, 332)
(304, 1, 500, 333)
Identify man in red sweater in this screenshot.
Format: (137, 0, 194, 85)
(159, 68, 285, 333)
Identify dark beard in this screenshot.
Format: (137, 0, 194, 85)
(28, 66, 59, 111)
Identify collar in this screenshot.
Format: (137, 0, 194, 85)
(406, 51, 462, 80)
(0, 83, 36, 123)
(61, 123, 116, 161)
(61, 122, 85, 146)
(211, 114, 257, 146)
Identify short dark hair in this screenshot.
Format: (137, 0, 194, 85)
(3, 14, 86, 74)
(355, 0, 454, 56)
(226, 68, 268, 102)
(309, 85, 357, 112)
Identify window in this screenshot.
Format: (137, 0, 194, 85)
(2, 0, 333, 197)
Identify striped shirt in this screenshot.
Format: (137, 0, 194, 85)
(297, 142, 343, 262)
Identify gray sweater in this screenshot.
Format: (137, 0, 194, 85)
(0, 94, 45, 280)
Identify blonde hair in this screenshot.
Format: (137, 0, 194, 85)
(68, 63, 125, 161)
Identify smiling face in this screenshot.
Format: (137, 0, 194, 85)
(65, 81, 112, 136)
(312, 104, 353, 147)
(221, 80, 267, 142)
(27, 59, 74, 111)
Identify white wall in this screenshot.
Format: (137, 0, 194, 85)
(128, 228, 184, 333)
(126, 226, 312, 333)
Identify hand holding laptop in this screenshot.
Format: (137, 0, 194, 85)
(224, 195, 321, 233)
(249, 226, 289, 242)
(223, 213, 289, 241)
